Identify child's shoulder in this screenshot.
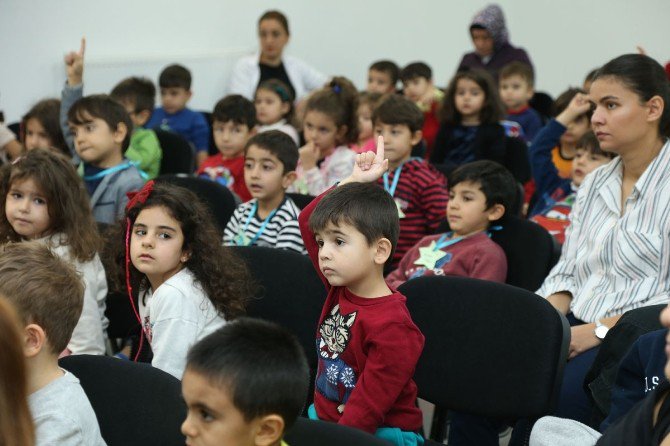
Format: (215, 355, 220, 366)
(403, 158, 447, 182)
(281, 196, 302, 219)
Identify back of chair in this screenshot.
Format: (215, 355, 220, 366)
(503, 136, 531, 184)
(529, 91, 554, 123)
(285, 418, 392, 445)
(59, 355, 185, 446)
(199, 110, 218, 156)
(399, 276, 569, 420)
(157, 174, 238, 232)
(490, 216, 557, 291)
(155, 129, 195, 175)
(286, 192, 316, 210)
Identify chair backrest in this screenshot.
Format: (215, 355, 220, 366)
(490, 216, 557, 291)
(59, 354, 185, 446)
(399, 276, 569, 420)
(529, 91, 554, 123)
(286, 192, 316, 210)
(230, 246, 326, 369)
(503, 136, 531, 184)
(155, 129, 195, 175)
(156, 174, 238, 232)
(199, 110, 218, 156)
(7, 121, 21, 138)
(285, 418, 392, 445)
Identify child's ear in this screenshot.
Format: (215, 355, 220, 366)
(281, 170, 297, 189)
(487, 204, 506, 222)
(374, 237, 393, 265)
(113, 122, 129, 145)
(186, 90, 193, 100)
(23, 323, 46, 358)
(336, 125, 348, 143)
(280, 102, 291, 116)
(410, 129, 423, 146)
(254, 414, 284, 446)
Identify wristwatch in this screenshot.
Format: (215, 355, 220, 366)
(595, 321, 609, 340)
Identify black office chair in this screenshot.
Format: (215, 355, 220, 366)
(529, 92, 554, 124)
(157, 174, 238, 232)
(399, 276, 570, 443)
(59, 355, 186, 446)
(504, 136, 531, 184)
(155, 129, 195, 175)
(285, 417, 393, 445)
(199, 110, 218, 156)
(7, 121, 21, 139)
(286, 192, 317, 210)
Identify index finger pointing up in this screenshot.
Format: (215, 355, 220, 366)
(375, 135, 384, 162)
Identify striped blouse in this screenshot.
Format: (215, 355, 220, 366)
(223, 197, 306, 254)
(538, 139, 670, 322)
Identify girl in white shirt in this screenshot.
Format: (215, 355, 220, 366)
(255, 79, 300, 146)
(108, 181, 252, 379)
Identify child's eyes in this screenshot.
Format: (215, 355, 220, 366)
(262, 164, 274, 171)
(9, 192, 22, 199)
(199, 409, 214, 422)
(33, 198, 46, 205)
(374, 128, 382, 135)
(336, 238, 345, 246)
(244, 162, 254, 169)
(448, 193, 455, 200)
(316, 239, 324, 247)
(158, 232, 172, 239)
(85, 123, 96, 132)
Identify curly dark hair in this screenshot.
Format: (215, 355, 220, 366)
(104, 182, 252, 319)
(0, 149, 101, 262)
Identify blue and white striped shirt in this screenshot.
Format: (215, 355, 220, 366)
(538, 139, 670, 322)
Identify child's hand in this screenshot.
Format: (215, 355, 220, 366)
(299, 141, 320, 171)
(64, 37, 86, 86)
(341, 136, 388, 185)
(556, 92, 591, 127)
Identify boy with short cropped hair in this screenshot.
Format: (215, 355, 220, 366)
(298, 138, 425, 445)
(60, 38, 161, 178)
(197, 95, 256, 202)
(386, 160, 512, 288)
(499, 61, 543, 142)
(400, 61, 445, 156)
(110, 77, 162, 179)
(372, 95, 448, 268)
(0, 242, 106, 446)
(181, 318, 309, 446)
(68, 95, 146, 224)
(146, 64, 211, 167)
(367, 60, 399, 94)
(224, 130, 305, 254)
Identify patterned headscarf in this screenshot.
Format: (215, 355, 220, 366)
(470, 4, 509, 50)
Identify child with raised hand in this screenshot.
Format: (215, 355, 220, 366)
(106, 181, 252, 379)
(430, 69, 507, 171)
(386, 160, 512, 289)
(181, 318, 310, 446)
(299, 136, 425, 445)
(290, 77, 358, 196)
(352, 91, 385, 154)
(197, 95, 256, 202)
(0, 149, 108, 355)
(372, 94, 448, 268)
(22, 99, 70, 157)
(255, 79, 300, 145)
(224, 131, 305, 254)
(0, 242, 106, 445)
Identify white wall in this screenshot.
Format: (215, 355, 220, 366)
(2, 0, 669, 123)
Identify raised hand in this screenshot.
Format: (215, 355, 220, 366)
(556, 92, 592, 127)
(341, 136, 388, 185)
(64, 37, 86, 86)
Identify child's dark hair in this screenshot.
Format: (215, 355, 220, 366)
(369, 60, 400, 86)
(110, 77, 156, 113)
(305, 77, 359, 144)
(0, 149, 101, 262)
(213, 95, 257, 129)
(258, 10, 289, 35)
(400, 62, 432, 83)
(373, 95, 424, 133)
(450, 160, 517, 212)
(358, 91, 386, 111)
(159, 64, 192, 90)
(67, 94, 133, 152)
(309, 182, 399, 264)
(499, 62, 535, 88)
(594, 53, 670, 137)
(186, 318, 309, 428)
(21, 99, 69, 156)
(105, 183, 252, 319)
(552, 88, 592, 121)
(245, 130, 298, 173)
(579, 131, 615, 159)
(0, 241, 84, 355)
(256, 79, 295, 122)
(441, 69, 504, 126)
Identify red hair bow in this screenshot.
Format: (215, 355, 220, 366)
(126, 180, 155, 211)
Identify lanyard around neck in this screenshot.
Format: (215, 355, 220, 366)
(434, 232, 465, 250)
(382, 158, 420, 197)
(83, 160, 148, 181)
(236, 201, 278, 246)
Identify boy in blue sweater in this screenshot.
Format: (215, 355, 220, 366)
(499, 62, 543, 143)
(147, 64, 210, 167)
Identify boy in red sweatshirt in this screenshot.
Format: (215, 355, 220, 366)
(299, 137, 425, 445)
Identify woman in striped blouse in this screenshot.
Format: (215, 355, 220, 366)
(537, 53, 670, 424)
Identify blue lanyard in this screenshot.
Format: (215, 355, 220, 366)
(382, 158, 420, 197)
(237, 201, 278, 246)
(83, 160, 148, 181)
(434, 232, 464, 250)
